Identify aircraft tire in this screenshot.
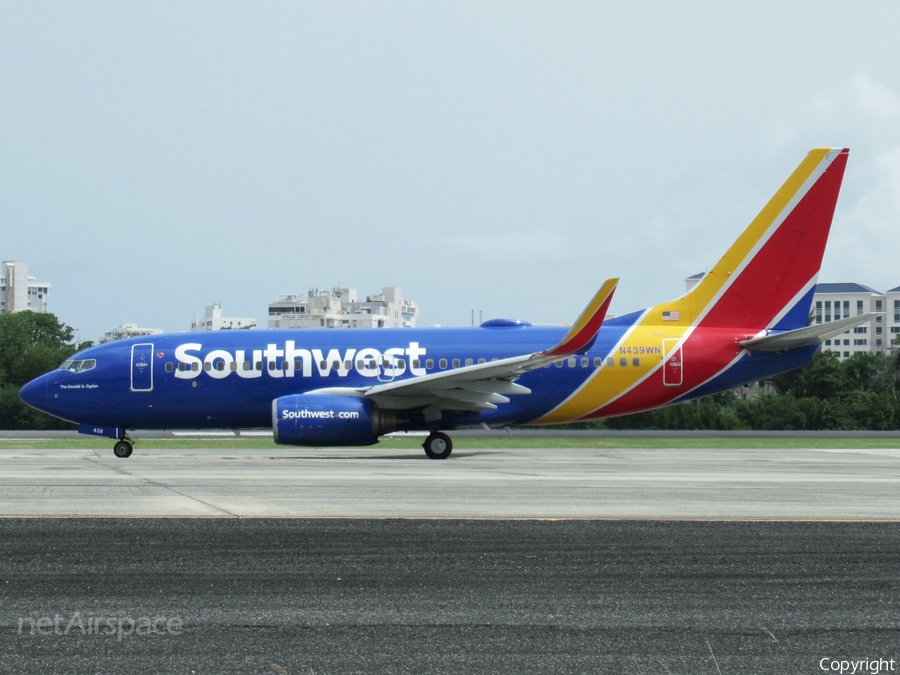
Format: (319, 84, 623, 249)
(423, 432, 452, 460)
(113, 441, 133, 459)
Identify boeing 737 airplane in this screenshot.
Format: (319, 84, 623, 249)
(21, 148, 865, 459)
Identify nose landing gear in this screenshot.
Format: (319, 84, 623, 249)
(113, 439, 134, 458)
(423, 431, 452, 459)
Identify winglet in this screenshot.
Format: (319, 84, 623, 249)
(544, 278, 619, 357)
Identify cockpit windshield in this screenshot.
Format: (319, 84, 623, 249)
(58, 359, 97, 373)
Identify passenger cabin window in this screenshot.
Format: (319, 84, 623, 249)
(165, 362, 174, 372)
(465, 358, 473, 366)
(478, 358, 486, 364)
(426, 359, 434, 369)
(632, 357, 640, 367)
(440, 359, 448, 369)
(568, 357, 576, 368)
(607, 358, 614, 366)
(452, 359, 460, 368)
(619, 357, 627, 367)
(594, 357, 602, 367)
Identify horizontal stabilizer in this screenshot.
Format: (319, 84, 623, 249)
(739, 313, 879, 352)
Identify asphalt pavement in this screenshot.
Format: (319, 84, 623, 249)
(3, 519, 899, 674)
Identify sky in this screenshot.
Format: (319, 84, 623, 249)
(3, 2, 900, 342)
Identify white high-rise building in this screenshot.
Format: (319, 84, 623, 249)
(0, 261, 51, 314)
(100, 321, 164, 343)
(191, 303, 256, 331)
(886, 285, 900, 353)
(268, 286, 418, 329)
(813, 283, 886, 359)
(686, 274, 896, 361)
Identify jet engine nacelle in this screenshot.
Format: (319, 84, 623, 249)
(272, 394, 396, 446)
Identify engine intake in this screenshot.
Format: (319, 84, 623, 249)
(272, 394, 396, 446)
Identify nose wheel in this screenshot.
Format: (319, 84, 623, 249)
(113, 440, 133, 458)
(423, 432, 452, 459)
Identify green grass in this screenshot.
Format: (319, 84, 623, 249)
(1, 437, 900, 450)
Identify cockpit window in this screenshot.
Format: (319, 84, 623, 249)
(58, 359, 96, 373)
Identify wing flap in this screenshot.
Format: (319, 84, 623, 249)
(431, 389, 511, 405)
(464, 380, 532, 395)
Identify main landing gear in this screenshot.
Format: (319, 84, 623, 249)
(423, 431, 452, 460)
(113, 439, 134, 459)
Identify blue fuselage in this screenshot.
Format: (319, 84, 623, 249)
(20, 317, 817, 433)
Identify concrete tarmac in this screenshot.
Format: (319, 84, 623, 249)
(3, 445, 900, 519)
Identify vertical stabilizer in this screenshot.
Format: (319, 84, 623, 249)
(681, 148, 849, 330)
(532, 148, 850, 425)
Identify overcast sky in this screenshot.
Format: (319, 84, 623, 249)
(3, 2, 900, 341)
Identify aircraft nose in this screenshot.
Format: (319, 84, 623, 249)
(19, 375, 48, 411)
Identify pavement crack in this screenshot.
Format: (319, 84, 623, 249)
(82, 455, 238, 517)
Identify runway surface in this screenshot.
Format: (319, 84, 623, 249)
(3, 519, 900, 674)
(4, 444, 900, 673)
(3, 445, 900, 519)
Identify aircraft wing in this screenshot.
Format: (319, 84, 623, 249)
(307, 279, 618, 415)
(365, 278, 618, 413)
(739, 313, 879, 352)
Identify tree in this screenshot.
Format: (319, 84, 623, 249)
(603, 350, 900, 431)
(0, 311, 91, 429)
(769, 352, 847, 399)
